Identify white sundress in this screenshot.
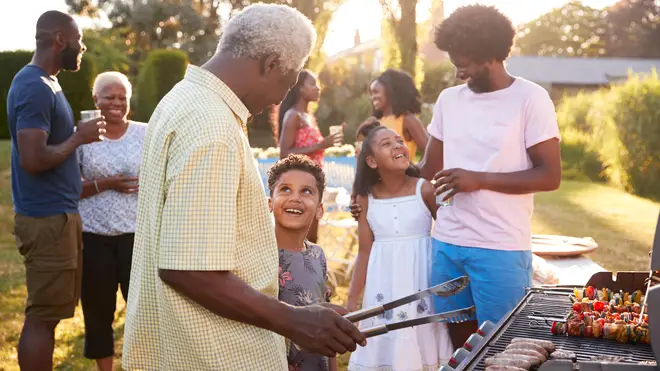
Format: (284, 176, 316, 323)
(348, 178, 453, 371)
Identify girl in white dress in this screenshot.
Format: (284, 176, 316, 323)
(346, 126, 453, 371)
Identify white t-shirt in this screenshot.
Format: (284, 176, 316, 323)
(427, 78, 560, 251)
(78, 121, 148, 235)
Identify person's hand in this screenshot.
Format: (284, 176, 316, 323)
(100, 175, 139, 194)
(319, 123, 345, 149)
(433, 168, 484, 201)
(349, 195, 361, 220)
(321, 302, 349, 315)
(75, 117, 107, 144)
(285, 304, 366, 358)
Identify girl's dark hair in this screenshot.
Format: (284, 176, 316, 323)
(372, 69, 422, 119)
(278, 69, 313, 141)
(352, 126, 421, 196)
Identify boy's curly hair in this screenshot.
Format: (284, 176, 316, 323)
(434, 4, 515, 63)
(268, 154, 326, 200)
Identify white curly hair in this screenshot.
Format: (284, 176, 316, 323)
(218, 3, 317, 72)
(92, 71, 132, 99)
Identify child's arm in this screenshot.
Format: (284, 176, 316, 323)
(329, 356, 338, 371)
(346, 194, 374, 312)
(421, 179, 439, 220)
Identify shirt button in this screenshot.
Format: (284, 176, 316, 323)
(393, 205, 396, 208)
(394, 216, 397, 220)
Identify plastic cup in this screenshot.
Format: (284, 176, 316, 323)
(435, 178, 454, 207)
(80, 110, 104, 141)
(80, 109, 102, 122)
(329, 125, 343, 147)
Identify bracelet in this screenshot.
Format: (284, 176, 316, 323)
(93, 180, 101, 193)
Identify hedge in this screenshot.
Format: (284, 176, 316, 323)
(0, 51, 34, 139)
(557, 70, 660, 200)
(0, 50, 97, 139)
(135, 49, 189, 122)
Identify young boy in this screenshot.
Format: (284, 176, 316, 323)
(267, 154, 337, 371)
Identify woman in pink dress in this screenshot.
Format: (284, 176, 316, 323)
(278, 69, 343, 242)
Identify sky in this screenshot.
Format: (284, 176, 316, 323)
(0, 0, 619, 55)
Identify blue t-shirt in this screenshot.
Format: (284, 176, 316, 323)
(7, 65, 81, 217)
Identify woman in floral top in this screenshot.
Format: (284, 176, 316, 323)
(277, 69, 343, 243)
(268, 154, 337, 371)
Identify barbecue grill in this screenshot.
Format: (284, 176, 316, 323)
(442, 211, 660, 371)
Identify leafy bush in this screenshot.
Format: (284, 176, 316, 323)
(0, 51, 97, 139)
(420, 61, 462, 104)
(316, 61, 376, 145)
(59, 57, 98, 121)
(598, 71, 660, 199)
(135, 49, 188, 122)
(555, 90, 605, 181)
(556, 70, 660, 199)
(0, 51, 32, 139)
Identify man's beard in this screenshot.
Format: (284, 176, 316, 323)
(59, 42, 80, 71)
(467, 68, 491, 93)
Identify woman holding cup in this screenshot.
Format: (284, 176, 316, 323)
(76, 71, 147, 371)
(278, 69, 343, 243)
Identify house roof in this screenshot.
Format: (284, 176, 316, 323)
(326, 39, 380, 63)
(506, 56, 660, 85)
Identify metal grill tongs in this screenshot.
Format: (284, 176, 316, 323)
(344, 275, 469, 323)
(342, 276, 472, 338)
(360, 305, 476, 338)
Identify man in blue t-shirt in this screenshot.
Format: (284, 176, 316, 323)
(6, 10, 107, 370)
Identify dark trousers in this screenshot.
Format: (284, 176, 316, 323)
(80, 232, 134, 359)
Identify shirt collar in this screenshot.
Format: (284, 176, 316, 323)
(183, 65, 250, 134)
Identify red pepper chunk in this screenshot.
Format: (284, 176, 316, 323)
(594, 301, 605, 312)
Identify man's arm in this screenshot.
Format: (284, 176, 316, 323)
(481, 138, 561, 193)
(158, 142, 365, 357)
(418, 136, 443, 181)
(14, 82, 104, 175)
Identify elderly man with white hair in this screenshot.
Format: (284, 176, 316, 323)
(122, 4, 366, 371)
(77, 71, 146, 371)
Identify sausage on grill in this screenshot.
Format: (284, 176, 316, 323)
(510, 337, 557, 352)
(505, 342, 549, 358)
(550, 349, 576, 361)
(485, 366, 527, 371)
(485, 357, 532, 370)
(492, 353, 541, 366)
(501, 349, 546, 362)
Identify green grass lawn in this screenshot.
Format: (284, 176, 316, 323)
(0, 139, 658, 370)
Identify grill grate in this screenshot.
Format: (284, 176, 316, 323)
(459, 291, 656, 370)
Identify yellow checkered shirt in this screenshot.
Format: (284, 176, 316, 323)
(122, 65, 287, 370)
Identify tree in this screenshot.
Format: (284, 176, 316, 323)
(82, 28, 132, 75)
(380, 0, 419, 79)
(603, 0, 660, 58)
(515, 1, 607, 57)
(66, 0, 221, 65)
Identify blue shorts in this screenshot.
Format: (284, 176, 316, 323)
(431, 239, 533, 326)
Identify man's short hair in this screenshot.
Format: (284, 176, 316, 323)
(434, 5, 515, 63)
(267, 154, 325, 201)
(93, 72, 133, 99)
(217, 3, 317, 72)
(35, 10, 75, 48)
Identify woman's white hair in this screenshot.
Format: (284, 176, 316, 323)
(92, 71, 132, 99)
(217, 3, 317, 72)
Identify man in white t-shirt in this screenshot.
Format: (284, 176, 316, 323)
(418, 5, 562, 349)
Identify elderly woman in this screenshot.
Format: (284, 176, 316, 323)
(77, 71, 147, 371)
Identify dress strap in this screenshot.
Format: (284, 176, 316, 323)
(415, 177, 425, 198)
